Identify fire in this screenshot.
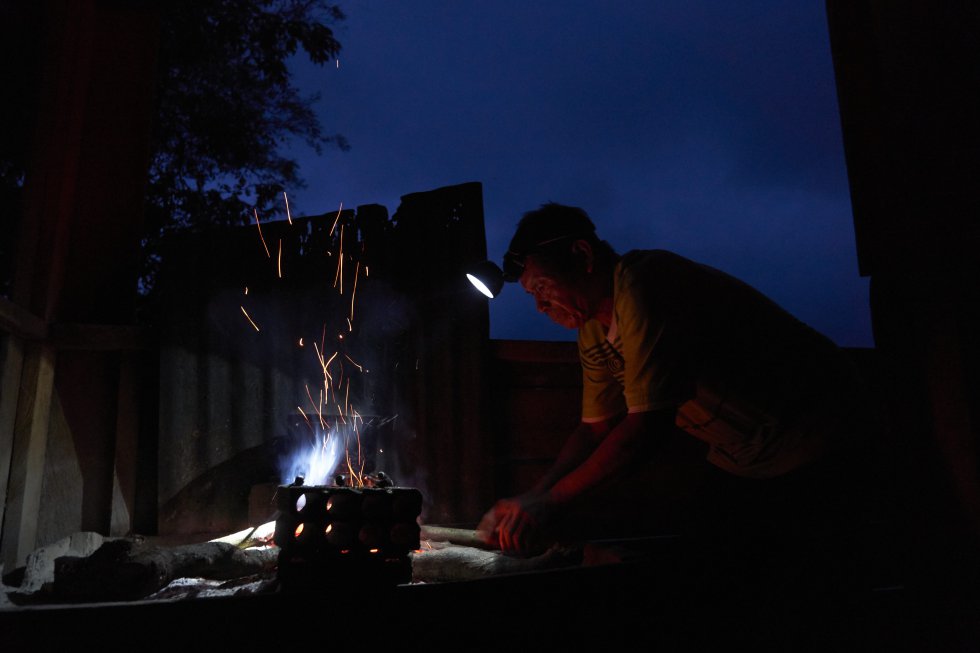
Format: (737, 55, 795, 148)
(246, 197, 378, 490)
(294, 523, 304, 537)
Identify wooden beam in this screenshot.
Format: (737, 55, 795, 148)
(0, 335, 26, 547)
(0, 296, 47, 341)
(110, 352, 140, 536)
(491, 339, 579, 363)
(0, 307, 152, 351)
(49, 323, 150, 351)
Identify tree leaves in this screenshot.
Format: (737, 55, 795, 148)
(141, 0, 347, 292)
(146, 0, 346, 231)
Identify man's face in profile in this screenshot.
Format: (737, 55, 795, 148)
(519, 255, 590, 329)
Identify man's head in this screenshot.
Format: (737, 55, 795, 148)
(504, 203, 617, 329)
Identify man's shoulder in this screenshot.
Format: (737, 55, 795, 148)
(620, 249, 692, 270)
(617, 249, 697, 286)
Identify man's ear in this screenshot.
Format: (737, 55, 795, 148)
(570, 239, 595, 273)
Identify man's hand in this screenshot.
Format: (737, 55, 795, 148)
(476, 493, 555, 556)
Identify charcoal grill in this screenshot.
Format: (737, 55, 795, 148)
(274, 480, 423, 590)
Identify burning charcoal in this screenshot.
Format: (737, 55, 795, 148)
(293, 522, 307, 540)
(363, 471, 393, 488)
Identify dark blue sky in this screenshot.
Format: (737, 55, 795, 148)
(283, 0, 873, 347)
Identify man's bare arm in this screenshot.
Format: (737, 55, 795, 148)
(546, 408, 675, 505)
(528, 418, 617, 496)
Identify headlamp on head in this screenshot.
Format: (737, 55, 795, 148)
(465, 234, 580, 300)
(465, 260, 506, 299)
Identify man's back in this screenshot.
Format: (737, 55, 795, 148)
(581, 249, 869, 477)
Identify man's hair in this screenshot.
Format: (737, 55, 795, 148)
(503, 203, 617, 280)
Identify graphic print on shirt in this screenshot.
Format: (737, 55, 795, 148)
(581, 336, 625, 385)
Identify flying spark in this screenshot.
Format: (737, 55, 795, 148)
(297, 406, 313, 430)
(253, 209, 271, 258)
(350, 261, 360, 321)
(283, 191, 293, 225)
(240, 306, 260, 331)
(329, 202, 343, 236)
(344, 354, 363, 372)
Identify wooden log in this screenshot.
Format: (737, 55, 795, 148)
(420, 525, 497, 550)
(411, 541, 582, 583)
(9, 537, 277, 603)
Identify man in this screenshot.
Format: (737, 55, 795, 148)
(477, 203, 873, 558)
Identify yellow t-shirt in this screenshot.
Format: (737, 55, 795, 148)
(579, 250, 867, 478)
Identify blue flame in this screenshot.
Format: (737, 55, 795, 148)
(282, 425, 345, 486)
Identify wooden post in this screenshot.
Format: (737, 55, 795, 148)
(0, 335, 26, 552)
(826, 0, 980, 591)
(386, 182, 495, 525)
(2, 343, 56, 568)
(0, 0, 159, 565)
